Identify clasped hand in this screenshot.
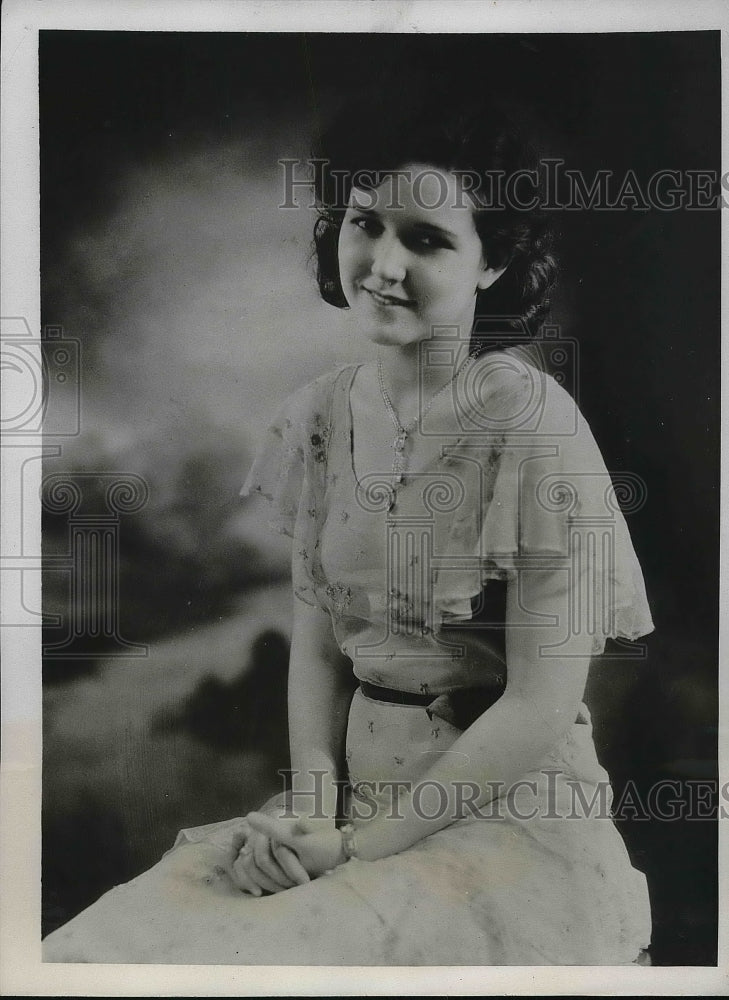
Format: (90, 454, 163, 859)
(232, 813, 345, 896)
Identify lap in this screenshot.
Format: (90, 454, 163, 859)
(42, 838, 394, 965)
(43, 733, 651, 966)
(43, 801, 651, 965)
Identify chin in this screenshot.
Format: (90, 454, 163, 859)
(365, 328, 426, 348)
(355, 313, 425, 347)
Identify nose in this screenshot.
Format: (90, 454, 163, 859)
(371, 233, 407, 284)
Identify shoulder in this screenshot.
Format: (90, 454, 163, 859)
(271, 363, 358, 429)
(291, 363, 359, 399)
(263, 364, 358, 466)
(466, 348, 584, 439)
(242, 364, 358, 501)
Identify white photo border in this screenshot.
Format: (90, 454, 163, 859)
(1, 0, 727, 995)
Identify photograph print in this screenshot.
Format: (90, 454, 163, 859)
(31, 28, 720, 968)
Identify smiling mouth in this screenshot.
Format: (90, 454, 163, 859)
(364, 287, 414, 308)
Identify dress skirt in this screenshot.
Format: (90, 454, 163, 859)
(42, 691, 652, 965)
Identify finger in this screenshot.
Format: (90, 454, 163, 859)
(228, 821, 252, 857)
(251, 834, 295, 890)
(231, 855, 262, 897)
(272, 843, 310, 886)
(238, 854, 288, 895)
(246, 812, 298, 847)
(237, 836, 291, 894)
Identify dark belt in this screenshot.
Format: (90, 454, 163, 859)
(359, 679, 505, 730)
(360, 681, 433, 706)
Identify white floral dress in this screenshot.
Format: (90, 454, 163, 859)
(43, 350, 655, 965)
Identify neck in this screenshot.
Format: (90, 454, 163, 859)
(376, 339, 474, 416)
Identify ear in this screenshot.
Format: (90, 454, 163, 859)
(477, 262, 508, 292)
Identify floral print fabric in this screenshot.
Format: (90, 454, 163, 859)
(241, 351, 655, 680)
(42, 351, 656, 966)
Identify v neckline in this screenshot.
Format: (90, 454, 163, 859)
(344, 361, 468, 494)
(343, 347, 541, 494)
(345, 363, 367, 490)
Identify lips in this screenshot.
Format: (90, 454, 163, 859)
(362, 286, 414, 307)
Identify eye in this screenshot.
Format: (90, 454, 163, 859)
(349, 214, 381, 235)
(409, 232, 452, 252)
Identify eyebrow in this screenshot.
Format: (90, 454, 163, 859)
(411, 221, 458, 241)
(348, 205, 459, 242)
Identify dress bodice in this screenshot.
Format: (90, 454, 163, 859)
(241, 350, 655, 693)
(318, 362, 509, 697)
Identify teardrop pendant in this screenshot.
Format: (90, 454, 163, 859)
(377, 349, 481, 516)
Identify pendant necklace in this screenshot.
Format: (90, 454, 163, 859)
(376, 349, 479, 510)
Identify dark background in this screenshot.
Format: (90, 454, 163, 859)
(40, 31, 719, 964)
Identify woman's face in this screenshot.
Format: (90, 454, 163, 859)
(337, 162, 504, 348)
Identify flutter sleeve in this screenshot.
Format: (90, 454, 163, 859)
(451, 363, 655, 657)
(240, 372, 337, 609)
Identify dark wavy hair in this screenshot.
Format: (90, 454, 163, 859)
(311, 73, 558, 350)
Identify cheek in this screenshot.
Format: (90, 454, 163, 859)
(424, 261, 476, 302)
(449, 254, 484, 297)
(415, 272, 478, 320)
(337, 232, 366, 282)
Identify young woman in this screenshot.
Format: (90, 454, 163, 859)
(43, 80, 655, 966)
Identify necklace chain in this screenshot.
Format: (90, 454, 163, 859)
(376, 350, 479, 503)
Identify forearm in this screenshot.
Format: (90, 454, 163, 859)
(353, 691, 571, 862)
(353, 568, 593, 863)
(287, 602, 355, 824)
(243, 703, 556, 885)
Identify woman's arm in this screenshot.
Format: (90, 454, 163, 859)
(286, 596, 358, 825)
(237, 594, 356, 892)
(249, 597, 355, 821)
(352, 562, 593, 860)
(249, 560, 593, 871)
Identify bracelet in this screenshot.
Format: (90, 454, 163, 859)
(339, 822, 359, 862)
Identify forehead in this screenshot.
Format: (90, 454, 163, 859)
(349, 162, 477, 232)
